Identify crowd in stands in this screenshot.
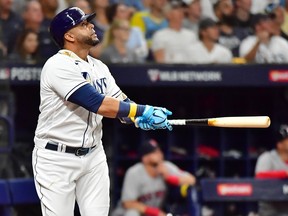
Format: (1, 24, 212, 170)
(1, 0, 288, 64)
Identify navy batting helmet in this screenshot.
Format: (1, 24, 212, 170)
(49, 7, 96, 48)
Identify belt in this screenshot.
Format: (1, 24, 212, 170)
(45, 142, 96, 156)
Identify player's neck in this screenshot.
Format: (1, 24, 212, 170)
(64, 46, 89, 61)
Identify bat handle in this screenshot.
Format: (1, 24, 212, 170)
(168, 119, 186, 125)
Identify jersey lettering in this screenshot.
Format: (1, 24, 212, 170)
(94, 78, 107, 94)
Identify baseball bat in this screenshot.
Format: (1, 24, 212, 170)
(168, 116, 270, 128)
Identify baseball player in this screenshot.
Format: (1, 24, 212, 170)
(32, 7, 172, 216)
(112, 139, 197, 216)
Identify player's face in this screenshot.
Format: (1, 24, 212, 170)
(279, 138, 288, 153)
(145, 150, 163, 167)
(69, 20, 100, 47)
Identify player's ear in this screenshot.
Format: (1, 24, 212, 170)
(64, 32, 75, 43)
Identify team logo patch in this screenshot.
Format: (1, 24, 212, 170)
(81, 72, 92, 84)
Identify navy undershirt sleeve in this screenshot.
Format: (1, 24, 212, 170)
(68, 84, 105, 113)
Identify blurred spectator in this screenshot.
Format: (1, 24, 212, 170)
(214, 0, 250, 57)
(106, 3, 148, 61)
(22, 0, 44, 32)
(282, 0, 288, 34)
(130, 0, 168, 49)
(182, 0, 202, 35)
(265, 2, 288, 41)
(239, 13, 288, 63)
(151, 1, 198, 63)
(255, 124, 288, 216)
(186, 18, 233, 64)
(110, 0, 151, 12)
(234, 0, 254, 34)
(251, 0, 278, 14)
(74, 0, 92, 14)
(100, 19, 141, 63)
(200, 0, 217, 20)
(8, 29, 39, 64)
(112, 139, 197, 216)
(0, 0, 23, 57)
(56, 0, 72, 13)
(90, 0, 110, 42)
(38, 0, 59, 60)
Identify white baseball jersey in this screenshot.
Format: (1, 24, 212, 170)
(239, 35, 288, 63)
(151, 28, 198, 63)
(34, 49, 123, 149)
(186, 41, 233, 64)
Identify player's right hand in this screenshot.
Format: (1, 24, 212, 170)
(135, 116, 155, 130)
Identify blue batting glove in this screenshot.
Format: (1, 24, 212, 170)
(151, 108, 173, 131)
(135, 116, 155, 130)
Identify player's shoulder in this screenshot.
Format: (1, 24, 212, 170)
(258, 150, 275, 161)
(125, 162, 144, 175)
(87, 55, 109, 68)
(44, 51, 78, 68)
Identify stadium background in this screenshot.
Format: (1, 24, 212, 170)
(1, 0, 288, 215)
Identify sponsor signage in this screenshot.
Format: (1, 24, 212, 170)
(217, 183, 253, 196)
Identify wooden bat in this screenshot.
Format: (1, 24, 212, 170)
(168, 116, 271, 128)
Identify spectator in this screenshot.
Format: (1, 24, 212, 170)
(182, 0, 202, 35)
(0, 0, 23, 57)
(38, 0, 59, 60)
(73, 0, 92, 14)
(265, 2, 288, 41)
(100, 19, 141, 63)
(282, 0, 288, 35)
(130, 0, 168, 49)
(151, 1, 198, 63)
(90, 0, 110, 42)
(112, 139, 197, 216)
(200, 0, 217, 20)
(8, 29, 39, 65)
(251, 0, 277, 14)
(214, 0, 249, 57)
(22, 0, 44, 32)
(234, 0, 254, 34)
(110, 0, 151, 12)
(239, 13, 288, 63)
(105, 3, 148, 61)
(187, 18, 233, 64)
(255, 124, 288, 216)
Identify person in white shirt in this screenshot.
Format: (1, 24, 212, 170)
(151, 1, 198, 63)
(239, 13, 288, 63)
(182, 0, 202, 35)
(186, 17, 233, 64)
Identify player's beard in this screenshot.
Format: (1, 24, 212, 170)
(84, 35, 100, 46)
